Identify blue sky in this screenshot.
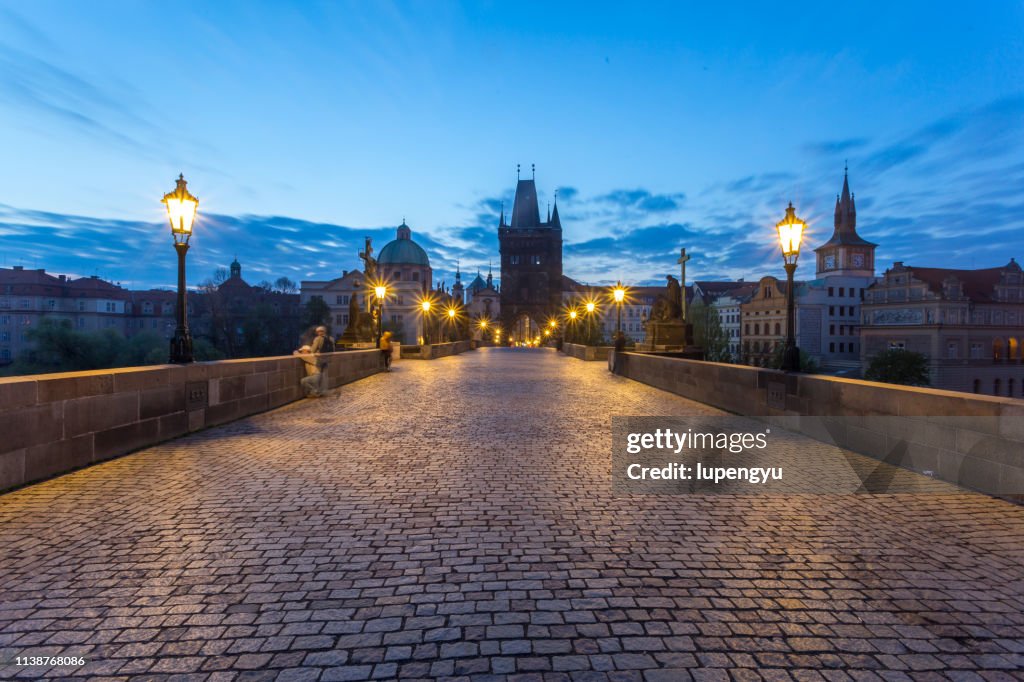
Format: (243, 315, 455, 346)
(1, 1, 1022, 291)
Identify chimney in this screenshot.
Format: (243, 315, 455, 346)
(13, 265, 22, 271)
(59, 275, 66, 282)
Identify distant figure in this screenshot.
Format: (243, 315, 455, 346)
(295, 325, 333, 397)
(380, 331, 394, 371)
(611, 331, 627, 374)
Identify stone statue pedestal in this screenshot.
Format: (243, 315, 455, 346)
(644, 320, 693, 348)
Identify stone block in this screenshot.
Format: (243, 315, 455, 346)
(158, 411, 189, 440)
(0, 448, 26, 492)
(140, 386, 185, 420)
(206, 400, 242, 427)
(37, 372, 113, 403)
(65, 392, 139, 437)
(94, 419, 160, 461)
(0, 379, 37, 411)
(0, 402, 64, 451)
(23, 434, 94, 483)
(110, 367, 171, 393)
(216, 376, 246, 404)
(188, 409, 205, 432)
(238, 394, 269, 417)
(244, 373, 268, 397)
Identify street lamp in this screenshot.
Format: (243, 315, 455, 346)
(613, 282, 626, 335)
(420, 299, 432, 345)
(374, 284, 387, 348)
(161, 174, 198, 363)
(776, 202, 806, 372)
(584, 301, 597, 344)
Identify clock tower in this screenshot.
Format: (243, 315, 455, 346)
(814, 167, 876, 277)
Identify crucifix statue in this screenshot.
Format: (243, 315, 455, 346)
(678, 248, 691, 323)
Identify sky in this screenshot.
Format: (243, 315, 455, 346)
(1, 1, 1023, 291)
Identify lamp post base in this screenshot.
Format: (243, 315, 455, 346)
(170, 332, 194, 364)
(781, 345, 801, 372)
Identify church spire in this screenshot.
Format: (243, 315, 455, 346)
(550, 193, 561, 229)
(835, 163, 855, 235)
(499, 201, 505, 227)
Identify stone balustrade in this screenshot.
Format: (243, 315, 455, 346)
(562, 343, 613, 361)
(0, 350, 381, 492)
(614, 352, 1024, 501)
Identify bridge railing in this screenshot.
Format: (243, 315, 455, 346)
(615, 351, 1024, 502)
(0, 350, 382, 493)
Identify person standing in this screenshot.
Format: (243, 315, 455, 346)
(611, 331, 626, 374)
(380, 331, 394, 371)
(309, 325, 334, 395)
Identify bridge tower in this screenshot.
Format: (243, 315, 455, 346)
(498, 166, 563, 342)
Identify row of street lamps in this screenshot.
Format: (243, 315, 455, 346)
(161, 174, 805, 369)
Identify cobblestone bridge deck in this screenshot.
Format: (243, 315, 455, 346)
(1, 348, 1023, 681)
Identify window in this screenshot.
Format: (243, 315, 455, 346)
(839, 287, 845, 297)
(839, 306, 845, 316)
(0, 349, 8, 361)
(754, 323, 760, 335)
(851, 343, 856, 354)
(829, 324, 835, 335)
(0, 332, 7, 342)
(859, 288, 865, 299)
(829, 306, 835, 315)
(531, 255, 542, 265)
(839, 342, 845, 352)
(1009, 379, 1015, 397)
(143, 302, 153, 314)
(970, 342, 983, 359)
(889, 341, 906, 350)
(78, 300, 85, 311)
(839, 326, 845, 336)
(394, 271, 402, 281)
(947, 342, 958, 359)
(336, 295, 345, 304)
(0, 315, 7, 325)
(19, 299, 29, 309)
(828, 287, 834, 296)
(774, 322, 781, 335)
(973, 379, 981, 394)
(47, 299, 56, 310)
(343, 314, 349, 326)
(77, 317, 85, 328)
(510, 256, 520, 265)
(829, 342, 835, 352)
(412, 272, 419, 282)
(994, 379, 1001, 396)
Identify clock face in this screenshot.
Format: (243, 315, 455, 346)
(824, 255, 836, 270)
(851, 253, 865, 268)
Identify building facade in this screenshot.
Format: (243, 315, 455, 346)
(740, 276, 792, 367)
(860, 259, 1024, 396)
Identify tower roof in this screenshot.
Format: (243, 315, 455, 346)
(816, 167, 876, 250)
(510, 179, 541, 228)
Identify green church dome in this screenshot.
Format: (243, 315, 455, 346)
(378, 221, 430, 267)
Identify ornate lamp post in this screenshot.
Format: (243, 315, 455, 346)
(776, 202, 806, 372)
(585, 300, 596, 344)
(613, 282, 626, 336)
(420, 299, 432, 344)
(375, 285, 387, 348)
(161, 174, 198, 363)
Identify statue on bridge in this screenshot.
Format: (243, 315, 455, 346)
(359, 237, 378, 285)
(641, 250, 697, 355)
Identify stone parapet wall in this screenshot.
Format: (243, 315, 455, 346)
(0, 350, 382, 492)
(407, 340, 475, 360)
(562, 343, 612, 361)
(614, 352, 1024, 502)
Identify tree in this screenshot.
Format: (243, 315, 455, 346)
(303, 297, 332, 336)
(274, 277, 297, 294)
(690, 299, 731, 362)
(865, 348, 930, 386)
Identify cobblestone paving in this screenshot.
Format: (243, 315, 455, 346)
(1, 348, 1023, 682)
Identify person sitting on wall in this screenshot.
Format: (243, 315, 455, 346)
(610, 331, 627, 374)
(294, 344, 324, 398)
